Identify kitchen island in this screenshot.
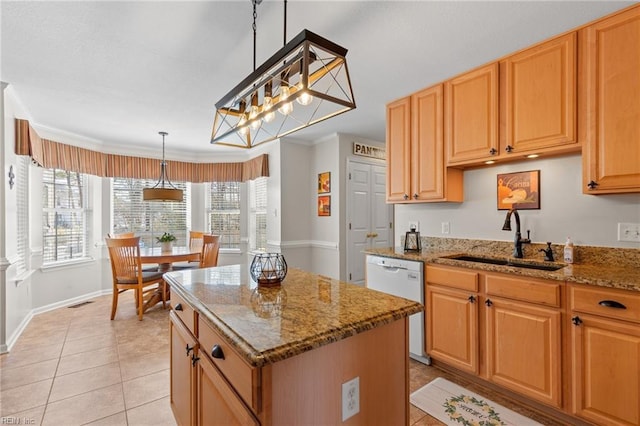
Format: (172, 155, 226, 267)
(164, 264, 422, 425)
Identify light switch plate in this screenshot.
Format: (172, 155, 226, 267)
(341, 376, 360, 421)
(618, 223, 640, 242)
(441, 222, 450, 234)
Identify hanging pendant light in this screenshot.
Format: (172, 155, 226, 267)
(143, 131, 184, 202)
(211, 0, 356, 149)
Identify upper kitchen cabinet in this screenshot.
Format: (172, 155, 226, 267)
(580, 5, 640, 194)
(501, 32, 578, 156)
(445, 63, 500, 166)
(386, 85, 463, 203)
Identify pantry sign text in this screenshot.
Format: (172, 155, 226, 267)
(352, 143, 386, 160)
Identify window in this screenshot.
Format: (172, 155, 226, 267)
(42, 168, 88, 264)
(112, 178, 189, 248)
(207, 182, 240, 249)
(16, 157, 30, 275)
(249, 177, 267, 251)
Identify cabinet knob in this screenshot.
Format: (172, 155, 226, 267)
(413, 193, 418, 199)
(598, 300, 626, 309)
(468, 295, 476, 304)
(403, 194, 409, 200)
(571, 316, 583, 326)
(191, 354, 200, 367)
(505, 145, 513, 153)
(185, 344, 194, 356)
(489, 148, 497, 155)
(587, 180, 599, 190)
(174, 303, 183, 311)
(211, 344, 225, 360)
(485, 299, 493, 307)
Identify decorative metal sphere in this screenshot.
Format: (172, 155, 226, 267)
(250, 253, 287, 287)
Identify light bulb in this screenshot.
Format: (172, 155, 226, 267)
(237, 114, 248, 136)
(249, 105, 261, 130)
(262, 96, 275, 123)
(296, 83, 313, 106)
(278, 86, 293, 116)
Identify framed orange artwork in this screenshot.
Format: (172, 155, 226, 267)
(318, 172, 331, 194)
(497, 170, 540, 210)
(318, 195, 331, 216)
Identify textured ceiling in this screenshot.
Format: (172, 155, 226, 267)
(1, 1, 634, 158)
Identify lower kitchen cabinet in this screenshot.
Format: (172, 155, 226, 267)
(570, 284, 640, 426)
(170, 310, 198, 426)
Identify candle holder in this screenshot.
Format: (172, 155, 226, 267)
(250, 253, 288, 287)
(404, 225, 421, 253)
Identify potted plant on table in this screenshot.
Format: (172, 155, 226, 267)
(156, 232, 177, 252)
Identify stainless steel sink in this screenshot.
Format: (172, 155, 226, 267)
(444, 254, 565, 271)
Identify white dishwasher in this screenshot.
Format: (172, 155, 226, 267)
(366, 255, 429, 364)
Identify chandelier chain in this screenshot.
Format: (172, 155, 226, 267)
(252, 0, 258, 72)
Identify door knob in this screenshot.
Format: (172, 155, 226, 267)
(371, 233, 378, 238)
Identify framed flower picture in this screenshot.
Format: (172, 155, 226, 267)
(318, 172, 331, 194)
(318, 195, 331, 216)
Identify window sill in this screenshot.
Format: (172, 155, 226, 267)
(220, 248, 242, 255)
(40, 257, 95, 272)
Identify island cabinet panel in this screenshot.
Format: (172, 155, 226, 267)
(170, 311, 198, 426)
(264, 319, 409, 425)
(445, 62, 500, 165)
(386, 96, 412, 202)
(197, 352, 259, 426)
(502, 32, 578, 155)
(485, 297, 562, 408)
(569, 284, 640, 425)
(580, 5, 640, 194)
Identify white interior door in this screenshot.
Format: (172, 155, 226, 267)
(347, 160, 393, 285)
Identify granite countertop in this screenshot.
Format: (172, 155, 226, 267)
(366, 240, 640, 292)
(164, 265, 422, 368)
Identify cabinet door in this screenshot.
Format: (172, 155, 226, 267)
(170, 312, 198, 426)
(485, 297, 562, 407)
(197, 353, 259, 426)
(446, 63, 499, 165)
(503, 32, 577, 155)
(426, 285, 479, 373)
(571, 314, 640, 425)
(580, 6, 640, 194)
(386, 96, 411, 202)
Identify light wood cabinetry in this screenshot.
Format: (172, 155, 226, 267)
(484, 275, 562, 408)
(580, 6, 640, 194)
(445, 63, 500, 165)
(426, 265, 563, 408)
(569, 285, 640, 425)
(170, 310, 197, 426)
(501, 32, 578, 156)
(386, 85, 463, 203)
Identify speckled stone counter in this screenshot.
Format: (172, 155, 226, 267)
(164, 265, 422, 367)
(366, 237, 640, 292)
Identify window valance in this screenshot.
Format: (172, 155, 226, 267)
(14, 119, 269, 182)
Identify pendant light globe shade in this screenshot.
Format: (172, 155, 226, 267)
(143, 132, 184, 202)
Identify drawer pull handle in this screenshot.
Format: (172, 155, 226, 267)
(174, 303, 183, 311)
(572, 316, 582, 326)
(186, 344, 194, 356)
(485, 299, 493, 307)
(468, 295, 476, 304)
(598, 300, 627, 309)
(211, 344, 225, 360)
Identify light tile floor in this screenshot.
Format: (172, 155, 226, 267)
(1, 294, 563, 425)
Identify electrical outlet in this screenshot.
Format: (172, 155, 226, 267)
(341, 376, 360, 421)
(409, 221, 419, 231)
(618, 223, 640, 242)
(441, 222, 450, 234)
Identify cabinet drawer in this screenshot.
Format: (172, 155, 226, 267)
(570, 285, 640, 323)
(485, 274, 561, 307)
(171, 291, 197, 335)
(198, 317, 259, 412)
(427, 265, 478, 292)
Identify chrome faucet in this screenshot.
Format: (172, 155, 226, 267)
(502, 208, 530, 258)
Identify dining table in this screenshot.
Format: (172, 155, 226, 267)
(139, 245, 201, 312)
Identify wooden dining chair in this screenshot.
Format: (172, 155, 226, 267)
(105, 236, 167, 320)
(199, 234, 221, 268)
(171, 230, 205, 270)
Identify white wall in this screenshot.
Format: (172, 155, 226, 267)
(395, 154, 640, 249)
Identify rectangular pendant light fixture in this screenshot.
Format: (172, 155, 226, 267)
(211, 29, 356, 149)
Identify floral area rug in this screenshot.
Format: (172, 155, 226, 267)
(410, 378, 543, 426)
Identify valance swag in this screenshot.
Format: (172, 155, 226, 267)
(15, 119, 269, 182)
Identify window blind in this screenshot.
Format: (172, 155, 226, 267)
(16, 157, 29, 275)
(42, 168, 88, 264)
(250, 177, 268, 251)
(112, 178, 189, 248)
(208, 182, 241, 249)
